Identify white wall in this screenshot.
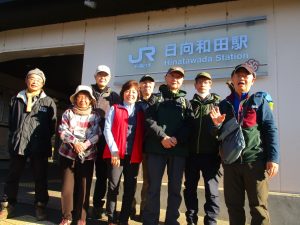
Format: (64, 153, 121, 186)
(1, 0, 300, 193)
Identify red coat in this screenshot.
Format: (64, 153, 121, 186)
(103, 104, 144, 163)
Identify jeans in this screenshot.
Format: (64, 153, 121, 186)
(143, 154, 185, 225)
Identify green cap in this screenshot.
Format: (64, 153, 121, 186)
(195, 72, 212, 81)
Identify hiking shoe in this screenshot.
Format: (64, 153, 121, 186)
(0, 207, 8, 220)
(93, 207, 106, 219)
(77, 219, 86, 225)
(59, 218, 72, 225)
(35, 202, 47, 221)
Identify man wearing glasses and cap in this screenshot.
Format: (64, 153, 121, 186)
(0, 68, 57, 221)
(143, 67, 194, 225)
(184, 72, 221, 225)
(210, 63, 279, 225)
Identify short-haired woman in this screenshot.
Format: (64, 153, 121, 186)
(103, 80, 144, 225)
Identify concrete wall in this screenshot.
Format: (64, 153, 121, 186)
(1, 0, 300, 194)
(81, 0, 300, 194)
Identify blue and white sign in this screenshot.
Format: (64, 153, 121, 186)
(116, 17, 267, 83)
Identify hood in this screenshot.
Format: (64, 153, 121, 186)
(159, 84, 186, 99)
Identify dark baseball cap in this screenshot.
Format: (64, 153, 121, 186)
(167, 66, 185, 77)
(195, 72, 212, 81)
(232, 63, 256, 78)
(139, 74, 155, 83)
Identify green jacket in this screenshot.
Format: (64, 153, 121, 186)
(218, 92, 279, 164)
(189, 93, 221, 155)
(144, 84, 194, 157)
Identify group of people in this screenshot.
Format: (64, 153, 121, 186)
(0, 63, 279, 225)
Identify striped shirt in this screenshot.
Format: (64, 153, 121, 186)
(58, 108, 101, 161)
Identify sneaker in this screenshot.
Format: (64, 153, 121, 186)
(59, 218, 72, 225)
(129, 207, 136, 220)
(77, 219, 86, 225)
(0, 203, 15, 220)
(35, 202, 47, 221)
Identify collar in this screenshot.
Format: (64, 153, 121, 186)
(17, 89, 46, 104)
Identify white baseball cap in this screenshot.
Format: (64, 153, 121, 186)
(95, 65, 111, 77)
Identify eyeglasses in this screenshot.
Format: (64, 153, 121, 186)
(27, 77, 43, 84)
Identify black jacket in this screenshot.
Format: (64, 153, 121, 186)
(189, 93, 220, 155)
(144, 84, 194, 157)
(8, 90, 57, 157)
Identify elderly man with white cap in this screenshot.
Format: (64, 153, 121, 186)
(0, 68, 57, 221)
(91, 65, 121, 219)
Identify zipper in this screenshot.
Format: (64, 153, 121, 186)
(196, 104, 203, 154)
(238, 99, 248, 163)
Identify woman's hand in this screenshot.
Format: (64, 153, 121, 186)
(111, 155, 120, 167)
(73, 142, 86, 154)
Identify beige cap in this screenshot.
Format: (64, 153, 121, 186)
(167, 66, 185, 77)
(70, 85, 96, 105)
(26, 68, 46, 84)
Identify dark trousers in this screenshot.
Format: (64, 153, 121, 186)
(60, 157, 94, 221)
(93, 151, 108, 208)
(3, 154, 49, 205)
(143, 154, 185, 225)
(132, 153, 149, 214)
(223, 161, 270, 225)
(140, 153, 149, 212)
(106, 155, 140, 223)
(184, 154, 221, 225)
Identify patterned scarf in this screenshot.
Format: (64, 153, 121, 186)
(72, 105, 92, 115)
(26, 89, 41, 112)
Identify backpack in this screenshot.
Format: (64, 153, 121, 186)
(255, 91, 274, 111)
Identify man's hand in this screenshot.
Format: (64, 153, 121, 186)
(161, 136, 177, 149)
(266, 161, 279, 178)
(210, 106, 226, 126)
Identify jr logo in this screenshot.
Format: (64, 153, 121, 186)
(128, 46, 156, 64)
